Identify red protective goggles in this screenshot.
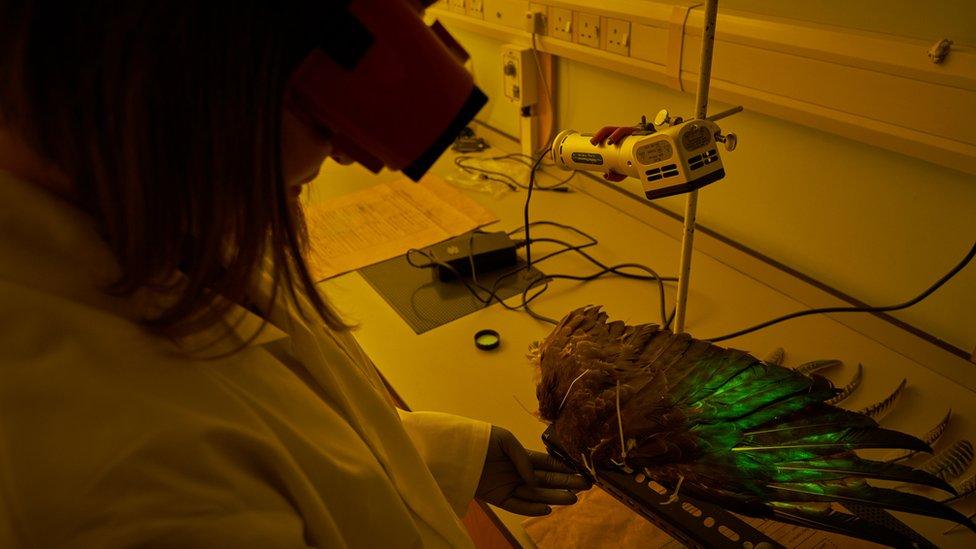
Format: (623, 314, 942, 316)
(287, 0, 487, 181)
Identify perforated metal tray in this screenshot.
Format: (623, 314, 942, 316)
(542, 426, 782, 549)
(542, 425, 940, 548)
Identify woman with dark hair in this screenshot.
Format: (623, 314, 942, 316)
(0, 2, 586, 547)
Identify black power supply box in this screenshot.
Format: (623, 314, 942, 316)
(423, 231, 519, 282)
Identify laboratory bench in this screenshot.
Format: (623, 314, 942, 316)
(308, 125, 976, 548)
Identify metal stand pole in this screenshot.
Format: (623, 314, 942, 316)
(673, 0, 719, 333)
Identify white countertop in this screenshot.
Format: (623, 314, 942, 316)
(309, 126, 976, 547)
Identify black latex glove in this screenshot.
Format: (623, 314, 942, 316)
(475, 426, 592, 516)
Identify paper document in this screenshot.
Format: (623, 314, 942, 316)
(305, 175, 498, 280)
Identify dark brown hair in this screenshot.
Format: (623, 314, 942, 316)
(0, 1, 345, 338)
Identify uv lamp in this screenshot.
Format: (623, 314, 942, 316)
(551, 117, 733, 200)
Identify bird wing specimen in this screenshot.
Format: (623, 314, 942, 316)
(533, 306, 974, 541)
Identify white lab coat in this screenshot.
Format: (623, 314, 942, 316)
(0, 171, 491, 548)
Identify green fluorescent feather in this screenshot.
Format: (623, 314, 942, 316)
(737, 426, 930, 454)
(742, 407, 875, 437)
(534, 306, 975, 542)
(768, 482, 975, 530)
(776, 457, 954, 492)
(725, 389, 839, 433)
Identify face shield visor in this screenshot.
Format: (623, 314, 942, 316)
(286, 0, 487, 181)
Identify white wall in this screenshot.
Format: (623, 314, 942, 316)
(452, 22, 976, 353)
(720, 0, 976, 45)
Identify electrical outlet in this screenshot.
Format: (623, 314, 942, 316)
(501, 45, 538, 107)
(548, 7, 572, 41)
(603, 17, 630, 56)
(574, 12, 600, 48)
(466, 0, 484, 19)
(448, 0, 465, 14)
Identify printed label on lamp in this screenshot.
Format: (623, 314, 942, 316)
(681, 125, 712, 151)
(635, 141, 673, 165)
(571, 152, 604, 165)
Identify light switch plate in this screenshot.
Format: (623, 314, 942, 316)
(501, 45, 538, 107)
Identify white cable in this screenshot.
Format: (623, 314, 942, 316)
(558, 368, 592, 412)
(675, 4, 703, 92)
(616, 380, 627, 461)
(530, 30, 556, 151)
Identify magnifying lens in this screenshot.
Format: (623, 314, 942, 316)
(474, 329, 500, 351)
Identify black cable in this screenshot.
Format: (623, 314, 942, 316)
(523, 148, 550, 270)
(405, 232, 554, 317)
(521, 250, 676, 329)
(456, 232, 598, 310)
(493, 151, 562, 171)
(405, 246, 499, 306)
(406, 149, 679, 327)
(527, 238, 675, 282)
(507, 220, 598, 245)
(468, 230, 480, 287)
(506, 157, 679, 326)
(705, 239, 976, 343)
(482, 240, 595, 303)
(480, 234, 677, 327)
(475, 236, 599, 308)
(407, 226, 680, 326)
(453, 156, 520, 191)
(521, 275, 558, 324)
(454, 153, 573, 191)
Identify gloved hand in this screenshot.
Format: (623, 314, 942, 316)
(475, 426, 592, 516)
(589, 126, 638, 182)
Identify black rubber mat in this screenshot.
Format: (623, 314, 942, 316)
(359, 250, 544, 334)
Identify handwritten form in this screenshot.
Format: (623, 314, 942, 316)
(304, 175, 498, 281)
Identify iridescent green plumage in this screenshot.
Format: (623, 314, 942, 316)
(533, 306, 974, 542)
